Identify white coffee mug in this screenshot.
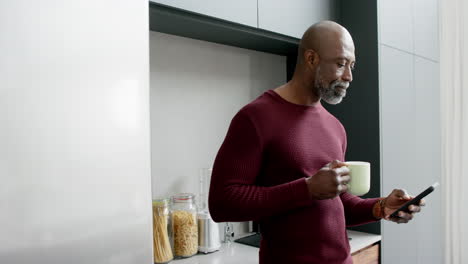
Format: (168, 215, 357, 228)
(345, 161, 371, 196)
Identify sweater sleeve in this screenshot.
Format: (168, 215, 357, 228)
(208, 111, 311, 222)
(340, 192, 380, 226)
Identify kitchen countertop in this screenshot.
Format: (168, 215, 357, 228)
(170, 230, 381, 264)
(347, 230, 381, 253)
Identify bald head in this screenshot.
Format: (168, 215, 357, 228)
(287, 21, 355, 105)
(297, 21, 354, 65)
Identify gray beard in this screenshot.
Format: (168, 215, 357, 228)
(315, 75, 349, 105)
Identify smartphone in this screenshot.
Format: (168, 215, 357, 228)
(389, 182, 439, 218)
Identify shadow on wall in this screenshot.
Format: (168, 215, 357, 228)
(248, 53, 287, 100)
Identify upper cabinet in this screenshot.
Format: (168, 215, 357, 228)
(150, 0, 339, 39)
(258, 0, 339, 39)
(150, 0, 257, 28)
(379, 0, 414, 54)
(379, 0, 439, 61)
(414, 0, 439, 61)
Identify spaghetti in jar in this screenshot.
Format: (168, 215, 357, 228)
(152, 198, 173, 263)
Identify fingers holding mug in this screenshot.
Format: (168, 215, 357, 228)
(337, 175, 350, 194)
(340, 175, 351, 185)
(334, 167, 350, 194)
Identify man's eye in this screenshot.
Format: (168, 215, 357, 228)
(337, 63, 345, 68)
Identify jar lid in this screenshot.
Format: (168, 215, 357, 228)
(152, 198, 169, 207)
(171, 193, 195, 202)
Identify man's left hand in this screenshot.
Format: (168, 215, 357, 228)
(382, 189, 425, 224)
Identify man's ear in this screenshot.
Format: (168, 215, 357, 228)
(304, 49, 319, 67)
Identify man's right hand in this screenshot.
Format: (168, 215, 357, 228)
(305, 160, 351, 200)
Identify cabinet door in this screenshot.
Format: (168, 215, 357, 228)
(150, 0, 257, 27)
(414, 0, 439, 61)
(379, 0, 413, 54)
(1, 0, 152, 263)
(380, 45, 419, 264)
(258, 0, 338, 38)
(352, 244, 379, 264)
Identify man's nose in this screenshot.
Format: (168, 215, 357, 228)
(342, 66, 353, 82)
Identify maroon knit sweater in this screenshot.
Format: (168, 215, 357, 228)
(209, 90, 379, 264)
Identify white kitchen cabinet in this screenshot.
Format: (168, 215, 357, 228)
(414, 0, 439, 61)
(380, 45, 419, 264)
(0, 0, 152, 263)
(258, 0, 338, 38)
(379, 0, 414, 53)
(380, 46, 417, 196)
(150, 0, 257, 27)
(379, 13, 442, 264)
(379, 0, 439, 61)
(413, 57, 442, 264)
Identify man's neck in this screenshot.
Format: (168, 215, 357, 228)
(274, 78, 321, 106)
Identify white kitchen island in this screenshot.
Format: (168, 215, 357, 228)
(171, 230, 381, 264)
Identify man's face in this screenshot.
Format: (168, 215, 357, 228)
(313, 40, 355, 105)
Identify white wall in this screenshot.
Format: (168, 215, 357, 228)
(379, 0, 442, 263)
(150, 32, 286, 236)
(258, 0, 339, 38)
(0, 1, 152, 263)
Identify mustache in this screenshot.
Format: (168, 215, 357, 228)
(331, 81, 349, 89)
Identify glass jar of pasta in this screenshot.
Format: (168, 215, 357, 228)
(170, 193, 198, 258)
(152, 198, 174, 264)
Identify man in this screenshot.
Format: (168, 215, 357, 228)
(208, 21, 424, 264)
